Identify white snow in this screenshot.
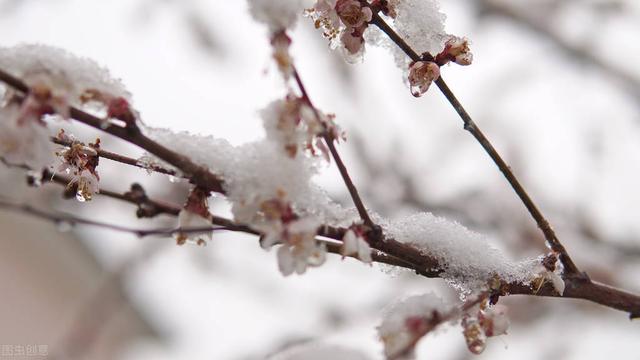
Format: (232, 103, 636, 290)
(0, 44, 131, 105)
(269, 342, 371, 360)
(248, 0, 311, 32)
(385, 212, 537, 292)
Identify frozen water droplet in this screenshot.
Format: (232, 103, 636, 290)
(57, 220, 73, 232)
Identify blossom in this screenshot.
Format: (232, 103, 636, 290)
(261, 95, 341, 160)
(407, 61, 440, 97)
(55, 132, 101, 201)
(248, 0, 308, 33)
(335, 0, 372, 28)
(435, 35, 473, 66)
(252, 193, 326, 276)
(306, 0, 371, 59)
(341, 228, 372, 263)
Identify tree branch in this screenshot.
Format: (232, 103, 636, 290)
(368, 11, 580, 275)
(0, 67, 225, 194)
(291, 67, 375, 227)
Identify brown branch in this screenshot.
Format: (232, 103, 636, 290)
(506, 279, 640, 319)
(291, 67, 375, 228)
(0, 199, 230, 237)
(51, 136, 180, 177)
(0, 67, 225, 194)
(479, 0, 640, 100)
(368, 11, 580, 276)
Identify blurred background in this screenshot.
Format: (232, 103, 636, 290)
(0, 0, 639, 359)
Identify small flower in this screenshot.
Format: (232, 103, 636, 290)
(341, 227, 372, 263)
(251, 193, 326, 276)
(306, 0, 371, 59)
(408, 61, 440, 97)
(56, 133, 101, 201)
(435, 35, 473, 66)
(261, 95, 342, 161)
(306, 0, 341, 42)
(340, 28, 365, 55)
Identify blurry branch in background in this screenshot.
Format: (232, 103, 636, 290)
(52, 241, 166, 360)
(477, 0, 640, 100)
(0, 198, 230, 238)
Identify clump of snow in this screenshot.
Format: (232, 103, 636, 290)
(248, 0, 310, 32)
(384, 212, 537, 292)
(392, 0, 447, 56)
(269, 342, 371, 360)
(0, 44, 131, 105)
(142, 126, 357, 227)
(378, 293, 451, 359)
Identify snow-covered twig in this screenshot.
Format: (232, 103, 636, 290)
(367, 9, 581, 276)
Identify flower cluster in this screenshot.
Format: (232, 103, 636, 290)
(176, 187, 213, 246)
(306, 0, 373, 61)
(262, 95, 342, 161)
(253, 191, 326, 276)
(407, 36, 473, 97)
(55, 130, 101, 202)
(462, 303, 509, 354)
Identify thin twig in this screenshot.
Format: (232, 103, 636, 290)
(51, 136, 180, 177)
(0, 199, 229, 237)
(291, 67, 375, 227)
(368, 11, 580, 275)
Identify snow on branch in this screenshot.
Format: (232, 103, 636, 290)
(0, 1, 639, 359)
